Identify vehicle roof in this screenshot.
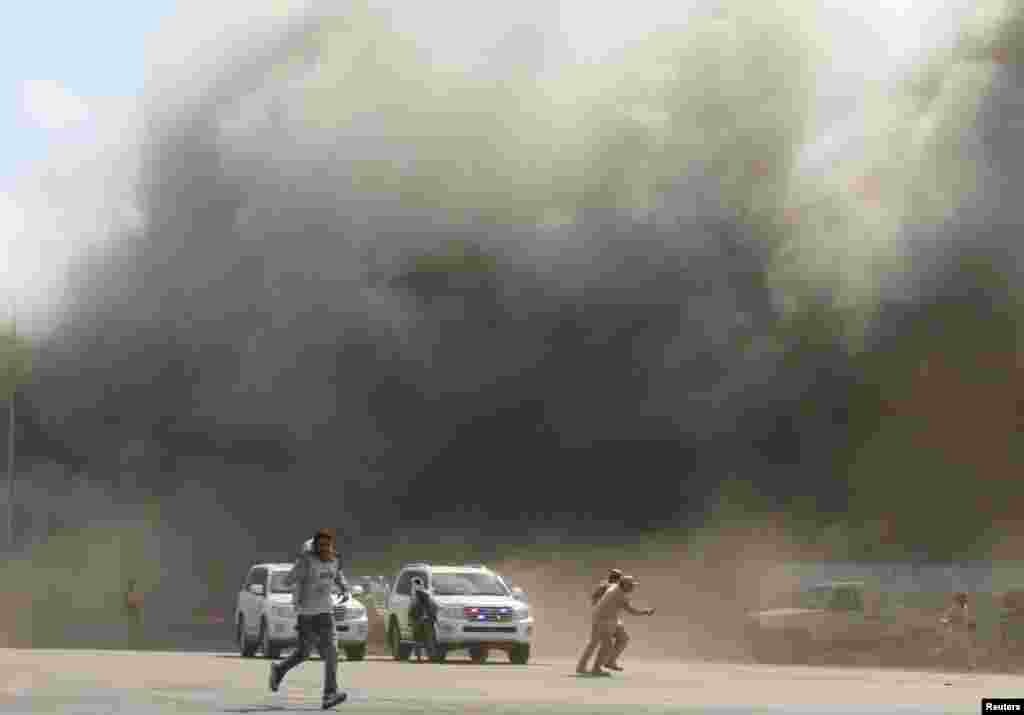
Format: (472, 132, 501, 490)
(809, 581, 866, 589)
(401, 564, 491, 573)
(430, 565, 492, 574)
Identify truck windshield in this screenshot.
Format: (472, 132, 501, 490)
(800, 585, 863, 611)
(431, 572, 509, 597)
(269, 573, 293, 594)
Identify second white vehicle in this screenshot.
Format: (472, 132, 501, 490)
(385, 563, 533, 664)
(235, 563, 369, 661)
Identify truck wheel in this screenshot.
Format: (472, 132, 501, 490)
(751, 633, 777, 663)
(389, 619, 412, 661)
(237, 617, 258, 658)
(469, 646, 489, 664)
(782, 629, 812, 665)
(344, 643, 367, 661)
(747, 624, 776, 663)
(509, 644, 530, 665)
(260, 619, 281, 659)
(750, 628, 808, 664)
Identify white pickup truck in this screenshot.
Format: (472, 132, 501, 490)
(235, 562, 369, 660)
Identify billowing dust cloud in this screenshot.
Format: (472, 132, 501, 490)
(1, 0, 1022, 651)
(493, 517, 811, 660)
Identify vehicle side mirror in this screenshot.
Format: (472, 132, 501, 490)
(248, 584, 265, 596)
(511, 586, 525, 600)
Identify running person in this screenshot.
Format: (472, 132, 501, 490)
(590, 569, 629, 670)
(269, 529, 349, 709)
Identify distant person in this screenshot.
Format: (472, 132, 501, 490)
(935, 592, 977, 670)
(124, 579, 143, 619)
(268, 529, 349, 710)
(577, 574, 655, 676)
(590, 569, 632, 671)
(998, 589, 1024, 669)
(123, 579, 144, 646)
(409, 577, 438, 661)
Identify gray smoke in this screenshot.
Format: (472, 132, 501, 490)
(8, 2, 846, 538)
(2, 1, 1021, 640)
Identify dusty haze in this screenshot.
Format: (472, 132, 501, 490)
(1, 0, 1022, 653)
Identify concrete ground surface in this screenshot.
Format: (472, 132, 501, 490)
(2, 649, 1022, 714)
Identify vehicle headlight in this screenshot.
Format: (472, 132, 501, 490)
(345, 605, 366, 620)
(439, 606, 463, 620)
(271, 605, 294, 618)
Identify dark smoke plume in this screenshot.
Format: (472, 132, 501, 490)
(11, 1, 849, 542)
(2, 1, 1022, 646)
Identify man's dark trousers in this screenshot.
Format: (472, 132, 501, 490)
(273, 613, 338, 695)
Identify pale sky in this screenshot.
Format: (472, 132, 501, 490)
(1, 1, 178, 188)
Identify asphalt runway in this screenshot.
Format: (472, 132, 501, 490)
(1, 648, 1020, 714)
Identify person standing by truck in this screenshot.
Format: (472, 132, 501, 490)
(409, 577, 439, 661)
(268, 529, 349, 709)
(123, 579, 144, 647)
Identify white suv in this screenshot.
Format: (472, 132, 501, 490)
(384, 563, 532, 664)
(235, 563, 369, 661)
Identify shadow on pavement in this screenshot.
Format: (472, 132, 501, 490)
(222, 707, 321, 713)
(221, 707, 317, 713)
(214, 654, 531, 666)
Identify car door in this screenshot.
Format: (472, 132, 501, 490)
(390, 571, 412, 638)
(393, 570, 428, 639)
(245, 567, 268, 635)
(239, 568, 256, 628)
(254, 568, 270, 628)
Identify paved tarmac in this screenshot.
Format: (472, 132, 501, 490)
(1, 648, 1020, 714)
